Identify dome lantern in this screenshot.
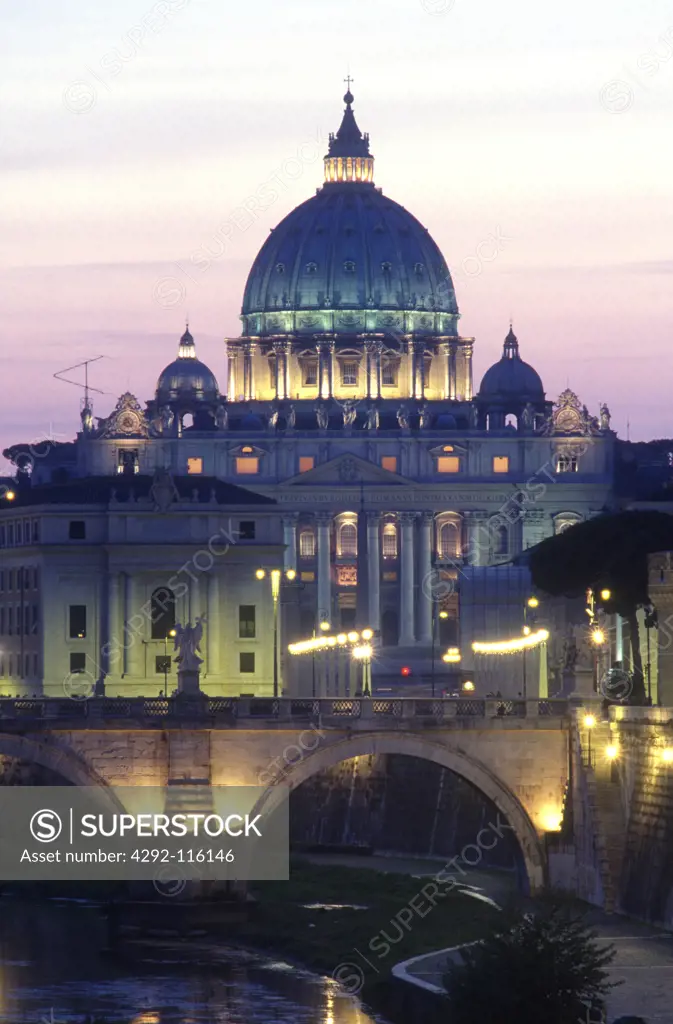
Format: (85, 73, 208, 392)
(324, 83, 375, 185)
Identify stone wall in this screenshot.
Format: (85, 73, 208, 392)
(612, 707, 673, 925)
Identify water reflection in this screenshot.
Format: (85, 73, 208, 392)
(0, 899, 383, 1023)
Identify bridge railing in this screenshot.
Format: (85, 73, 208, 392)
(0, 696, 570, 724)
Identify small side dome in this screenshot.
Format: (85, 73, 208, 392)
(478, 327, 544, 400)
(156, 326, 219, 403)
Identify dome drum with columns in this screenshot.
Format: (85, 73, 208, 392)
(228, 89, 474, 407)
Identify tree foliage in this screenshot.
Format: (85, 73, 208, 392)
(443, 904, 616, 1024)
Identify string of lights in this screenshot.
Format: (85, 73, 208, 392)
(472, 629, 550, 655)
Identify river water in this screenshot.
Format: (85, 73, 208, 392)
(0, 899, 383, 1024)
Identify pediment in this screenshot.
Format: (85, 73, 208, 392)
(284, 453, 412, 486)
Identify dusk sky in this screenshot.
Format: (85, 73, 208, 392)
(2, 0, 673, 466)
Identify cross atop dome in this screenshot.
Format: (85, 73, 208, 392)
(324, 81, 375, 184)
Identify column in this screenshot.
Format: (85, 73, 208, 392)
(227, 350, 238, 400)
(399, 513, 417, 646)
(367, 512, 381, 632)
(449, 342, 457, 400)
(106, 572, 121, 678)
(443, 343, 451, 399)
(327, 340, 335, 398)
(124, 573, 143, 678)
(464, 342, 473, 401)
(375, 341, 382, 398)
(207, 572, 220, 677)
(316, 512, 332, 628)
(282, 514, 299, 573)
(273, 342, 281, 399)
(464, 511, 489, 566)
(418, 512, 434, 644)
(191, 574, 202, 623)
(242, 342, 255, 401)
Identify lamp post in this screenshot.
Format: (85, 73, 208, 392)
(523, 597, 539, 700)
(255, 567, 296, 698)
(431, 608, 449, 698)
(163, 628, 176, 697)
(353, 643, 373, 696)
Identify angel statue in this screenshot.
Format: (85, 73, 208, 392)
(285, 403, 296, 431)
(396, 403, 410, 431)
(160, 406, 175, 434)
(599, 403, 611, 431)
(316, 400, 330, 431)
(215, 402, 229, 430)
(341, 399, 359, 429)
(267, 399, 280, 430)
(173, 616, 206, 672)
(365, 401, 379, 431)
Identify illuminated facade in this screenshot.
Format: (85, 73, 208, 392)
(0, 90, 617, 696)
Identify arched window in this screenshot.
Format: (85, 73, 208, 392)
(299, 530, 316, 558)
(555, 514, 581, 535)
(438, 521, 459, 560)
(339, 522, 357, 557)
(151, 587, 176, 640)
(382, 522, 398, 558)
(182, 412, 194, 430)
(505, 414, 517, 429)
(494, 525, 509, 556)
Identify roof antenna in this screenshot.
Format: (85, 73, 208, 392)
(626, 415, 630, 441)
(54, 356, 106, 418)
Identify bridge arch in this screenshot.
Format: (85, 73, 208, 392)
(254, 731, 546, 892)
(0, 732, 114, 790)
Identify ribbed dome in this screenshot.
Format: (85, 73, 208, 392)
(156, 328, 219, 403)
(478, 328, 544, 400)
(240, 91, 459, 339)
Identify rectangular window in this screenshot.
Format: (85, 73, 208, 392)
(556, 454, 578, 473)
(381, 360, 399, 387)
(239, 604, 256, 638)
(381, 456, 398, 474)
(302, 361, 318, 386)
(341, 360, 359, 386)
(236, 457, 259, 475)
(437, 457, 460, 474)
(240, 652, 255, 673)
(382, 527, 398, 558)
(187, 457, 203, 475)
(299, 530, 315, 558)
(299, 456, 315, 473)
(69, 520, 86, 539)
(69, 604, 87, 639)
(155, 655, 171, 675)
(493, 456, 509, 473)
(239, 520, 256, 540)
(70, 652, 86, 673)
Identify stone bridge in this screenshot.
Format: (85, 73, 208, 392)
(0, 695, 573, 892)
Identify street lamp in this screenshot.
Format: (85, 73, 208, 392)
(163, 627, 176, 697)
(255, 567, 296, 699)
(522, 597, 540, 699)
(352, 643, 373, 696)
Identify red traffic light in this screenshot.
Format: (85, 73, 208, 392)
(401, 666, 411, 677)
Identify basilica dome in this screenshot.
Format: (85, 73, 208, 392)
(478, 327, 544, 401)
(240, 91, 459, 338)
(156, 328, 219, 403)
